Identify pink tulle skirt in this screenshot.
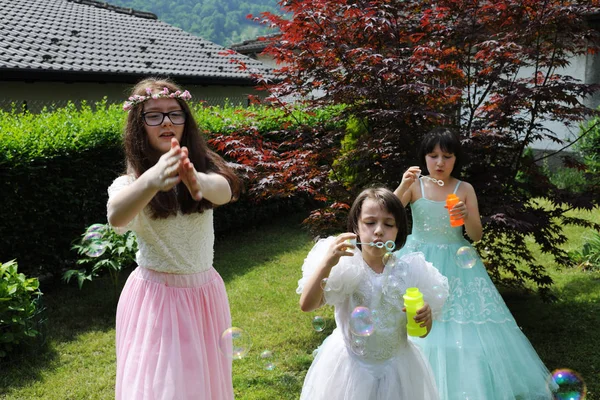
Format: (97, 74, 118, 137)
(115, 266, 234, 400)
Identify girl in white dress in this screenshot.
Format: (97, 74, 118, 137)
(297, 187, 449, 400)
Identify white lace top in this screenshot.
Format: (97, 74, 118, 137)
(297, 237, 449, 362)
(107, 175, 214, 274)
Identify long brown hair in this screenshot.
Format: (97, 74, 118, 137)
(123, 77, 242, 218)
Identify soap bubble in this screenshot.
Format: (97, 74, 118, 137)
(385, 275, 403, 300)
(383, 253, 392, 265)
(320, 278, 330, 292)
(455, 246, 477, 269)
(86, 223, 106, 233)
(219, 327, 252, 360)
(83, 231, 102, 242)
(350, 306, 374, 337)
(312, 316, 326, 332)
(548, 369, 586, 400)
(260, 350, 275, 371)
(431, 285, 446, 300)
(260, 350, 273, 359)
(350, 336, 366, 356)
(82, 227, 109, 258)
(264, 362, 276, 371)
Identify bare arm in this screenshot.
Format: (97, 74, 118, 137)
(415, 302, 433, 338)
(450, 182, 483, 242)
(394, 166, 420, 207)
(299, 233, 356, 312)
(179, 147, 232, 205)
(107, 140, 183, 227)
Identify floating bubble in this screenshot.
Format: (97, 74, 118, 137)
(264, 362, 276, 371)
(312, 316, 326, 332)
(383, 253, 392, 265)
(431, 285, 446, 300)
(260, 350, 275, 371)
(86, 224, 106, 234)
(385, 275, 403, 300)
(83, 231, 102, 242)
(548, 369, 586, 400)
(260, 350, 273, 359)
(350, 306, 374, 337)
(219, 327, 252, 360)
(370, 308, 381, 325)
(350, 336, 366, 356)
(455, 246, 477, 269)
(84, 240, 108, 258)
(82, 230, 108, 257)
(320, 278, 330, 292)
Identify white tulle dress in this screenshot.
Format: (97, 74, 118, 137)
(297, 237, 450, 400)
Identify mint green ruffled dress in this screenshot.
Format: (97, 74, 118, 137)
(395, 178, 554, 400)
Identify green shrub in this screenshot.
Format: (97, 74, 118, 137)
(578, 115, 600, 174)
(0, 260, 44, 358)
(568, 230, 600, 270)
(64, 223, 138, 299)
(0, 101, 329, 278)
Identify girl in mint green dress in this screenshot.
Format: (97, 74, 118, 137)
(394, 128, 554, 400)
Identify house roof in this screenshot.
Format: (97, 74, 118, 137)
(0, 0, 272, 85)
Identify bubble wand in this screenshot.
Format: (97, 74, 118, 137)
(347, 239, 396, 252)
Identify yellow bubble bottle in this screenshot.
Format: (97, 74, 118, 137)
(403, 287, 428, 337)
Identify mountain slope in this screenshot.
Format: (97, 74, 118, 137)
(106, 0, 281, 46)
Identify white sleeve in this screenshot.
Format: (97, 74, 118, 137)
(106, 174, 137, 235)
(296, 237, 364, 306)
(402, 252, 449, 320)
(323, 251, 364, 306)
(296, 237, 335, 295)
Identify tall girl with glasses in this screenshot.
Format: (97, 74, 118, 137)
(108, 77, 242, 400)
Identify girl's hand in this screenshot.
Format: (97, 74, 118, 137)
(178, 146, 204, 201)
(414, 302, 432, 328)
(147, 138, 182, 192)
(323, 233, 356, 269)
(400, 166, 421, 189)
(449, 200, 469, 220)
(410, 301, 433, 337)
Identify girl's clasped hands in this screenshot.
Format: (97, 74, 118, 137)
(149, 137, 205, 201)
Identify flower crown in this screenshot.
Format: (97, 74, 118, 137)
(123, 87, 192, 111)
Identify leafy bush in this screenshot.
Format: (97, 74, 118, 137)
(0, 260, 44, 358)
(578, 116, 600, 174)
(0, 101, 315, 278)
(568, 230, 600, 271)
(0, 100, 126, 278)
(64, 224, 138, 299)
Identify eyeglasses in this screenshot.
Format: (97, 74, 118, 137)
(142, 110, 186, 126)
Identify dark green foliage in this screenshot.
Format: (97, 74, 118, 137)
(0, 102, 316, 279)
(105, 0, 282, 46)
(0, 260, 44, 358)
(64, 223, 138, 300)
(578, 116, 600, 174)
(0, 102, 126, 279)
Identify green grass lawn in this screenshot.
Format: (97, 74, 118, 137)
(0, 210, 598, 399)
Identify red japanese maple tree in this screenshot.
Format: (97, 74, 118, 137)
(216, 0, 600, 297)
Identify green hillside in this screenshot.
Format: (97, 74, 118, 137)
(106, 0, 282, 46)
